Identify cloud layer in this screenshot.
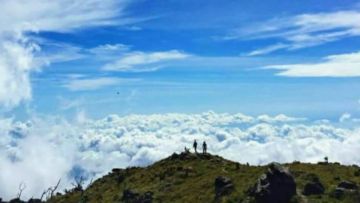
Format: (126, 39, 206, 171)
(1, 112, 360, 200)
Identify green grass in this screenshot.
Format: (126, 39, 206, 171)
(48, 153, 360, 203)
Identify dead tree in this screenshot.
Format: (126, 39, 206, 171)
(40, 179, 62, 201)
(17, 182, 26, 199)
(40, 190, 47, 201)
(49, 179, 61, 198)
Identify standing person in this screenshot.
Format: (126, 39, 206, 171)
(202, 141, 207, 154)
(193, 139, 198, 153)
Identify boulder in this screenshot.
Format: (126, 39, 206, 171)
(248, 162, 296, 203)
(302, 174, 325, 196)
(331, 187, 347, 199)
(330, 181, 359, 199)
(303, 182, 325, 195)
(214, 176, 234, 200)
(338, 181, 358, 190)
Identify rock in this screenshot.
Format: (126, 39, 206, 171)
(331, 187, 347, 199)
(248, 162, 296, 203)
(302, 174, 325, 196)
(214, 176, 234, 200)
(122, 189, 153, 203)
(330, 181, 359, 199)
(338, 181, 358, 190)
(303, 182, 325, 195)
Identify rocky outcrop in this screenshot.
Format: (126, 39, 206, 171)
(248, 162, 296, 203)
(214, 176, 234, 201)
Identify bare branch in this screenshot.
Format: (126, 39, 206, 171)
(50, 178, 61, 198)
(41, 178, 61, 201)
(40, 190, 47, 201)
(17, 182, 26, 199)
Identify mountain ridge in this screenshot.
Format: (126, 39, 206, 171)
(4, 152, 360, 203)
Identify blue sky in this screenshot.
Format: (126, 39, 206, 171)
(3, 1, 360, 199)
(2, 0, 360, 120)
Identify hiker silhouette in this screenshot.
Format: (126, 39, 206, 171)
(202, 141, 207, 154)
(193, 140, 198, 153)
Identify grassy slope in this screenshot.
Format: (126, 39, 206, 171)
(48, 153, 360, 203)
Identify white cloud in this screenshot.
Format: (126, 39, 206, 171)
(1, 112, 360, 200)
(88, 43, 130, 59)
(339, 113, 352, 122)
(0, 40, 40, 108)
(102, 50, 190, 72)
(63, 77, 137, 91)
(0, 0, 132, 108)
(226, 10, 360, 55)
(36, 42, 86, 63)
(0, 0, 129, 33)
(265, 51, 360, 77)
(247, 43, 289, 56)
(257, 114, 306, 123)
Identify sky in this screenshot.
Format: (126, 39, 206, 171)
(1, 0, 360, 200)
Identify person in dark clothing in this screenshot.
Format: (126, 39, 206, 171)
(202, 141, 207, 154)
(193, 139, 198, 153)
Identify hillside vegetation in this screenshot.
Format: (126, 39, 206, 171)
(7, 152, 360, 203)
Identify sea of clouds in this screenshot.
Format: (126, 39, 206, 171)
(0, 111, 360, 200)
